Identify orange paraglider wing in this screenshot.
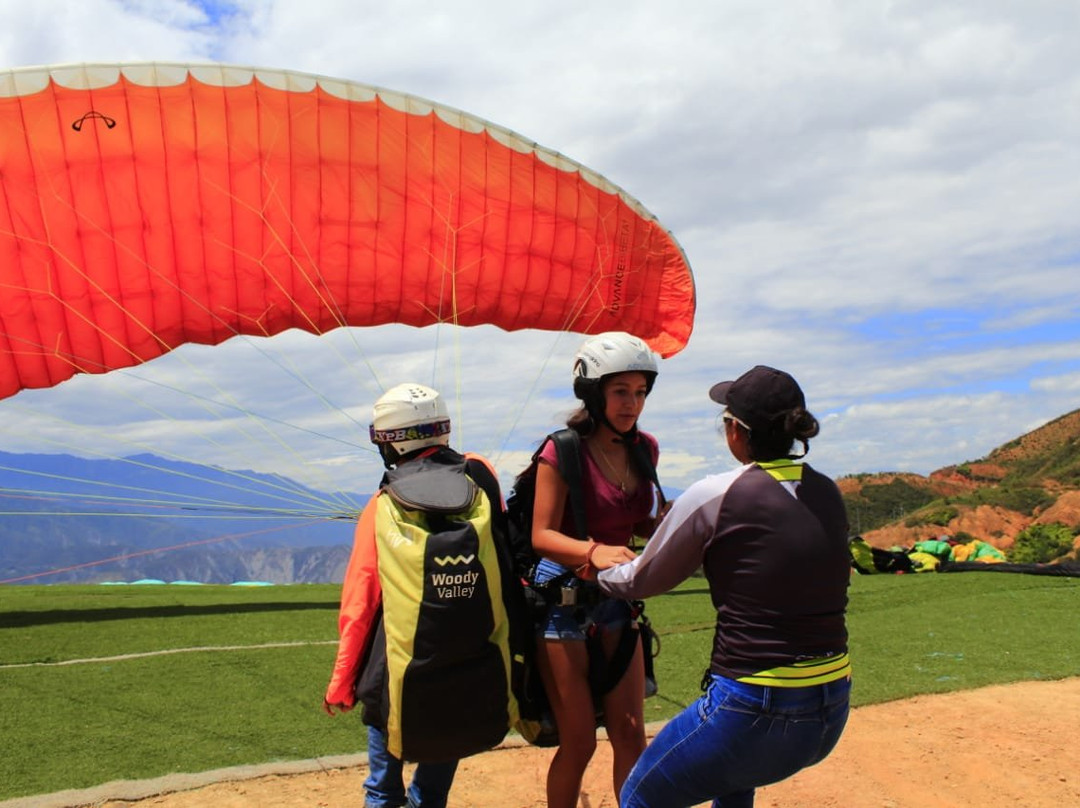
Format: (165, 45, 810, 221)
(0, 63, 694, 401)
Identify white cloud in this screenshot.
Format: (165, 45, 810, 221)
(0, 0, 219, 65)
(1031, 371, 1080, 395)
(1, 0, 1078, 513)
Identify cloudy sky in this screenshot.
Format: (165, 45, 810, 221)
(1, 0, 1078, 518)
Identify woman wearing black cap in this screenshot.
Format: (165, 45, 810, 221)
(596, 365, 851, 808)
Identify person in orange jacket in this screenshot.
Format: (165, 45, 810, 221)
(324, 382, 516, 808)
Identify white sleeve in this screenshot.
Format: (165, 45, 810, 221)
(597, 468, 741, 599)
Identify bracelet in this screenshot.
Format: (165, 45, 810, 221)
(574, 541, 600, 577)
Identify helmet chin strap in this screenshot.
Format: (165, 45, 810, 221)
(587, 400, 638, 442)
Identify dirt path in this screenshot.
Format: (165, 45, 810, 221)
(10, 678, 1079, 808)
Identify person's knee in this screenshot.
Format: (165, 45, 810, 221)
(555, 732, 598, 768)
(605, 719, 646, 756)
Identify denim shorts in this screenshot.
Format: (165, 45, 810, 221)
(539, 596, 633, 641)
(533, 558, 634, 641)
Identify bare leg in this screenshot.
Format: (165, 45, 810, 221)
(538, 638, 599, 808)
(600, 629, 647, 802)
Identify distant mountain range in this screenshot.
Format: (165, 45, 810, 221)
(0, 451, 363, 585)
(839, 408, 1080, 560)
(6, 408, 1078, 583)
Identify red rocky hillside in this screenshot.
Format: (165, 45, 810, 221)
(839, 409, 1080, 556)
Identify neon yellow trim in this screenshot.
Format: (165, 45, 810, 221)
(755, 459, 803, 482)
(736, 653, 851, 687)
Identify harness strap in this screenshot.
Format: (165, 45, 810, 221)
(586, 619, 640, 697)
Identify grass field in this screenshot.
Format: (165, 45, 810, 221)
(1, 572, 1078, 800)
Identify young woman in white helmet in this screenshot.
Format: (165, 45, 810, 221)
(530, 332, 667, 808)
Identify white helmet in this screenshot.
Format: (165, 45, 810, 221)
(572, 332, 658, 402)
(369, 383, 451, 456)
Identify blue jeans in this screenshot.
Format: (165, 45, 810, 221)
(620, 672, 851, 808)
(364, 725, 459, 808)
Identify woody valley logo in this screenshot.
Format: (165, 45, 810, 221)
(434, 554, 475, 566)
(430, 559, 480, 600)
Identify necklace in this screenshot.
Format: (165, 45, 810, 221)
(594, 444, 631, 493)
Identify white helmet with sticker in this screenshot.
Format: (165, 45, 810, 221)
(369, 383, 451, 456)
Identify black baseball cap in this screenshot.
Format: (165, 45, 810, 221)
(708, 365, 806, 433)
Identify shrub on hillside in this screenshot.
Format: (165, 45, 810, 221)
(962, 486, 1054, 517)
(843, 478, 936, 533)
(1008, 523, 1076, 564)
(905, 505, 959, 528)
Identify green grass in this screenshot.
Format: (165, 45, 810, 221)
(0, 584, 353, 799)
(1, 574, 1079, 800)
(844, 572, 1079, 702)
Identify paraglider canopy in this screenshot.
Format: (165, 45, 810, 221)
(0, 62, 695, 401)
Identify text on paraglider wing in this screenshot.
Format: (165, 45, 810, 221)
(611, 220, 632, 312)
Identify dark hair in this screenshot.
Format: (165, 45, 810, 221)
(566, 404, 596, 437)
(746, 407, 820, 461)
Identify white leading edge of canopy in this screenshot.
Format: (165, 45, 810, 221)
(0, 60, 649, 219)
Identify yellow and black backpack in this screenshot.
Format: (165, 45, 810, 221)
(354, 446, 529, 761)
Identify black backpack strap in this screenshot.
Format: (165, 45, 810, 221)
(626, 434, 667, 510)
(464, 454, 520, 591)
(465, 455, 506, 537)
(549, 428, 588, 541)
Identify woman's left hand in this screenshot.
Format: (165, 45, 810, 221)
(576, 542, 636, 581)
(591, 543, 637, 570)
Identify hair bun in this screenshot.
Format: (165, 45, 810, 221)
(785, 408, 820, 440)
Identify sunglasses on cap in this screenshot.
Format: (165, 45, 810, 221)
(721, 410, 752, 432)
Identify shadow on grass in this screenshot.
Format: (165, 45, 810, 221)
(2, 586, 714, 630)
(0, 600, 338, 628)
(663, 586, 711, 596)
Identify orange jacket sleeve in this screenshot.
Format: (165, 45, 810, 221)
(324, 496, 383, 707)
